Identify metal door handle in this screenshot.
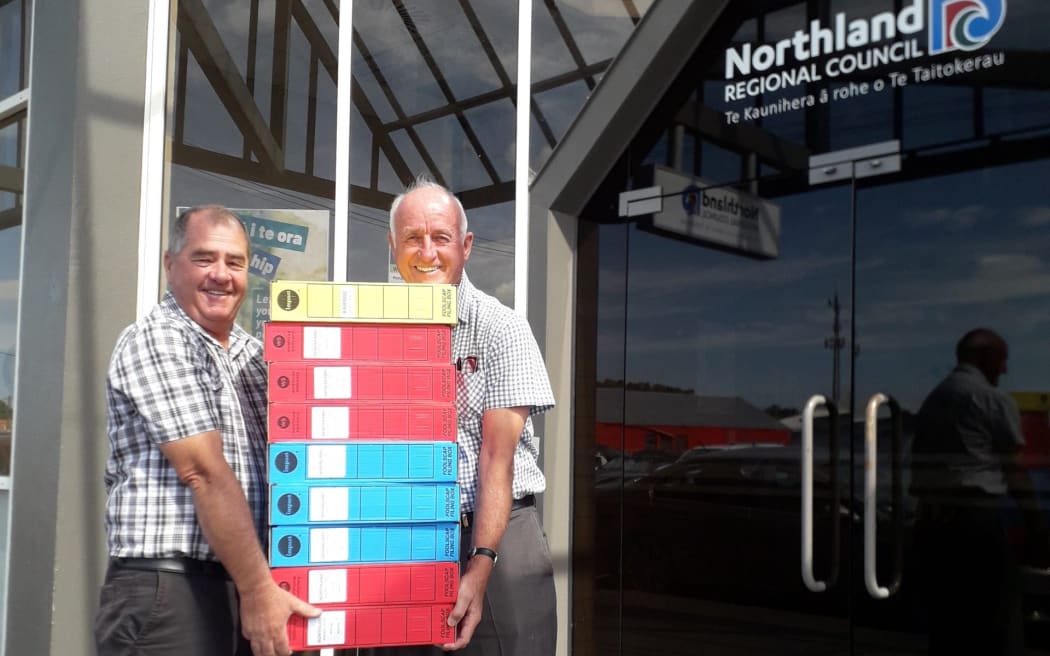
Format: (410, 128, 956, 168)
(864, 393, 904, 599)
(801, 395, 840, 592)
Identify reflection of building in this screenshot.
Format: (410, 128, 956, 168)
(594, 388, 790, 454)
(1013, 392, 1050, 468)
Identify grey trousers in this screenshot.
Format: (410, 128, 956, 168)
(365, 504, 557, 656)
(94, 562, 250, 656)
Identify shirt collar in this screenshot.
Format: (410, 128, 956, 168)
(161, 291, 250, 355)
(954, 362, 991, 385)
(455, 272, 477, 328)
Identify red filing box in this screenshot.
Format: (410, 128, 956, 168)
(286, 603, 454, 650)
(264, 322, 451, 364)
(268, 402, 456, 442)
(272, 562, 458, 606)
(268, 362, 456, 403)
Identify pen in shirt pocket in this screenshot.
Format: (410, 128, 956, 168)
(456, 356, 479, 373)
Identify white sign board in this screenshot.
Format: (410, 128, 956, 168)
(649, 166, 781, 259)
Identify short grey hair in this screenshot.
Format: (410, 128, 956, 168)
(388, 174, 469, 244)
(168, 205, 250, 256)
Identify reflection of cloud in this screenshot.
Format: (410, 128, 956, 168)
(904, 205, 993, 230)
(933, 253, 1050, 305)
(857, 253, 1050, 346)
(1018, 207, 1050, 226)
(602, 253, 848, 297)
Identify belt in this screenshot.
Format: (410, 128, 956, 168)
(460, 494, 535, 529)
(111, 557, 231, 580)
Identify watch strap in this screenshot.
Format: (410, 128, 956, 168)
(469, 546, 498, 564)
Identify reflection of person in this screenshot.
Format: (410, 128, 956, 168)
(910, 328, 1047, 656)
(380, 176, 556, 654)
(94, 206, 318, 656)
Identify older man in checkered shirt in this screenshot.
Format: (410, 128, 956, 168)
(382, 177, 557, 656)
(95, 206, 318, 656)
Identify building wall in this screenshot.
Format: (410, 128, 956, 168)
(5, 2, 147, 653)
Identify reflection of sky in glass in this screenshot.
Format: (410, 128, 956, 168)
(0, 225, 20, 401)
(182, 51, 244, 156)
(413, 115, 491, 191)
(553, 0, 636, 65)
(353, 4, 445, 117)
(598, 158, 1050, 419)
(418, 0, 503, 100)
(463, 100, 516, 182)
(0, 120, 19, 211)
(0, 0, 22, 97)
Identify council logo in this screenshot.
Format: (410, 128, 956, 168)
(929, 0, 1005, 55)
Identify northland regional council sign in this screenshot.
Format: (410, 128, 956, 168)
(722, 0, 1007, 124)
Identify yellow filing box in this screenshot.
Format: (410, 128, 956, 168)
(269, 281, 457, 325)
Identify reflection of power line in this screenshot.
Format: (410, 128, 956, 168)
(0, 351, 13, 359)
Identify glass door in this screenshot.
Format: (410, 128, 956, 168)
(852, 157, 1050, 655)
(588, 168, 857, 654)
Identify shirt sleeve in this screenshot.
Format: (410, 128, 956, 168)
(482, 312, 555, 416)
(992, 391, 1025, 452)
(110, 321, 222, 444)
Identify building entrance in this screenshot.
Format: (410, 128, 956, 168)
(572, 2, 1050, 653)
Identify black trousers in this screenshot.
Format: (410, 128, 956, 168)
(94, 561, 251, 656)
(915, 503, 1023, 656)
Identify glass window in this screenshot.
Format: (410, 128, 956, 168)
(169, 0, 337, 339)
(349, 0, 520, 303)
(528, 0, 653, 177)
(0, 114, 24, 476)
(0, 0, 29, 96)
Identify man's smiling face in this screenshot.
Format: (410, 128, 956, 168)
(164, 209, 249, 345)
(388, 186, 473, 285)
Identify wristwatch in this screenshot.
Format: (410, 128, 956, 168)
(468, 546, 498, 565)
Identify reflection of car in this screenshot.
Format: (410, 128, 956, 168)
(594, 431, 1050, 645)
(593, 441, 920, 629)
(594, 448, 677, 489)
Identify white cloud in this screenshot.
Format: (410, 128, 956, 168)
(1018, 207, 1050, 227)
(904, 204, 992, 230)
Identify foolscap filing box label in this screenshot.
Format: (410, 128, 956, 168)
(267, 362, 455, 403)
(267, 402, 457, 442)
(269, 483, 460, 525)
(286, 604, 455, 650)
(268, 442, 458, 483)
(269, 523, 460, 566)
(264, 322, 452, 363)
(271, 562, 458, 605)
(270, 281, 457, 325)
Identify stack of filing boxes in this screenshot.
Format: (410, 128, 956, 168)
(264, 281, 460, 651)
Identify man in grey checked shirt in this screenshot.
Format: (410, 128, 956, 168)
(94, 206, 318, 656)
(380, 177, 557, 655)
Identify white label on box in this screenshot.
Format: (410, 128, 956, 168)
(303, 326, 342, 359)
(307, 610, 347, 646)
(311, 406, 350, 440)
(307, 444, 348, 478)
(310, 487, 350, 522)
(311, 527, 350, 562)
(314, 367, 352, 399)
(308, 568, 349, 603)
(338, 287, 357, 318)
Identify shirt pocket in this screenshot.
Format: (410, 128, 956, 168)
(456, 368, 486, 421)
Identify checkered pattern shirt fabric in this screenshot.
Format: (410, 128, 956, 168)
(453, 274, 555, 513)
(103, 292, 268, 561)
